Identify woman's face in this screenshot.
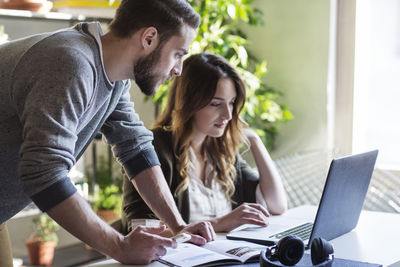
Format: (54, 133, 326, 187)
(192, 77, 237, 143)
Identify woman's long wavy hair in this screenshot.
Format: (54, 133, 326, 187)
(152, 53, 248, 200)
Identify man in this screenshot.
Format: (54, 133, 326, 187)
(0, 0, 215, 265)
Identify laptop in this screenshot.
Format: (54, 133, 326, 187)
(227, 149, 379, 248)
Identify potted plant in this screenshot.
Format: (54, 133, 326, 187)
(93, 184, 122, 222)
(25, 213, 60, 266)
(85, 150, 123, 223)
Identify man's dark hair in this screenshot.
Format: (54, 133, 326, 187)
(109, 0, 200, 43)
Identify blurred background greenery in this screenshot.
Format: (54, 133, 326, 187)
(148, 0, 293, 150)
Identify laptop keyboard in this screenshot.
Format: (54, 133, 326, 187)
(269, 222, 313, 241)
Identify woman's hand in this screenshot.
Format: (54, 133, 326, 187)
(181, 221, 216, 245)
(210, 203, 270, 233)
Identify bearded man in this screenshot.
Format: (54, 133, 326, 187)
(0, 1, 215, 266)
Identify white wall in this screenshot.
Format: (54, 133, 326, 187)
(130, 83, 156, 128)
(243, 0, 332, 158)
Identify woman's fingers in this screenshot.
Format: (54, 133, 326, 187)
(243, 203, 270, 217)
(240, 216, 268, 226)
(181, 221, 216, 245)
(237, 203, 269, 225)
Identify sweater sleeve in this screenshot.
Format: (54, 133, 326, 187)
(11, 42, 94, 211)
(100, 83, 160, 179)
(121, 128, 184, 232)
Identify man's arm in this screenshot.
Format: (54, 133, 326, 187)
(131, 165, 215, 244)
(46, 191, 176, 264)
(101, 84, 215, 243)
(130, 166, 185, 232)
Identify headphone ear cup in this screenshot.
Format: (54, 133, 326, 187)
(311, 237, 334, 265)
(275, 235, 305, 266)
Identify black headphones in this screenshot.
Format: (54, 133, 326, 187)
(260, 235, 334, 267)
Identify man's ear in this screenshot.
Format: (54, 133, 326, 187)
(141, 26, 159, 51)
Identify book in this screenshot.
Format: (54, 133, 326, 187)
(158, 239, 266, 267)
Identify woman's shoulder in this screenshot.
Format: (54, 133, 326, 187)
(151, 127, 174, 154)
(151, 127, 176, 175)
(152, 127, 172, 141)
(234, 153, 258, 173)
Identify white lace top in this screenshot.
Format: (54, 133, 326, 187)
(187, 148, 267, 223)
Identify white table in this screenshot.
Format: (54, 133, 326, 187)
(278, 205, 400, 267)
(85, 205, 400, 267)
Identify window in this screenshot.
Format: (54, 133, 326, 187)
(353, 0, 400, 170)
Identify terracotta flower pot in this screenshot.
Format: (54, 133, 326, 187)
(97, 209, 118, 223)
(25, 239, 56, 266)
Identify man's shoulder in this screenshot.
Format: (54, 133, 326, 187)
(35, 29, 97, 56)
(15, 29, 100, 77)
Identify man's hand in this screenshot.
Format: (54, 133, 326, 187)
(117, 225, 177, 265)
(47, 193, 178, 265)
(210, 203, 269, 232)
(178, 221, 216, 245)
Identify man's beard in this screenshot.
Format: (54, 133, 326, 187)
(134, 44, 163, 96)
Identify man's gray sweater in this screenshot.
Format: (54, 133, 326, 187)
(0, 22, 159, 224)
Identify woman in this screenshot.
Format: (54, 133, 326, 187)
(121, 53, 287, 234)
